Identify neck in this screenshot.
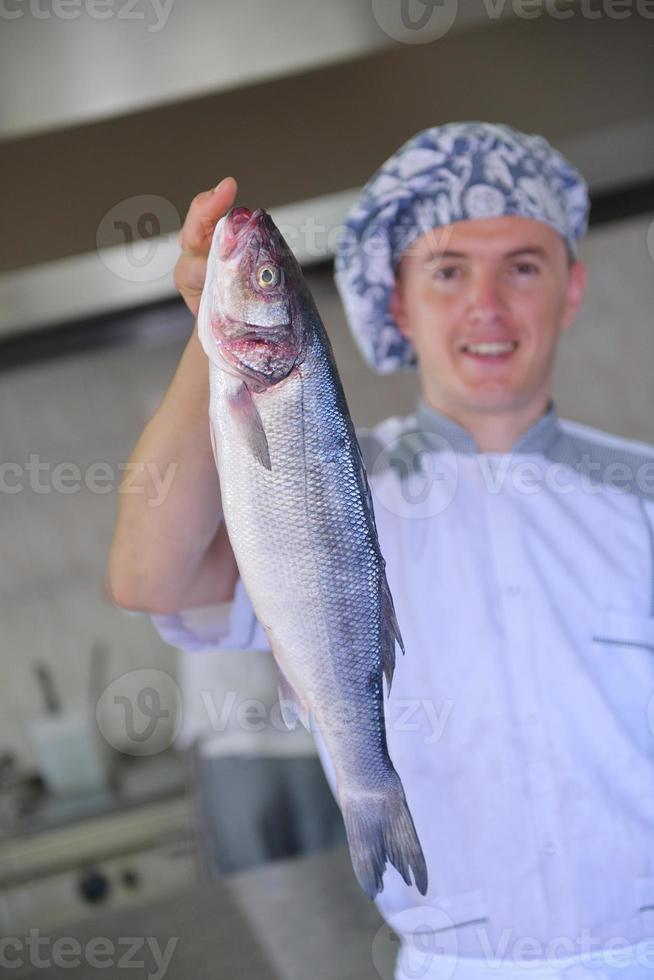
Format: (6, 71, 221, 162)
(422, 394, 552, 453)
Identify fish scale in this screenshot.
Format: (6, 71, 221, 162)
(199, 206, 428, 899)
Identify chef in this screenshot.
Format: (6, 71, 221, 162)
(108, 122, 654, 979)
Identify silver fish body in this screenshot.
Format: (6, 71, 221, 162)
(199, 208, 427, 899)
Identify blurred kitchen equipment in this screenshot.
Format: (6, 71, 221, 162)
(0, 793, 194, 934)
(34, 664, 61, 714)
(0, 752, 45, 836)
(29, 657, 109, 797)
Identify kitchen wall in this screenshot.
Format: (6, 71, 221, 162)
(0, 210, 652, 767)
(1, 339, 181, 767)
(3, 11, 653, 280)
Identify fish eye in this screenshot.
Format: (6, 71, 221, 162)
(256, 264, 281, 288)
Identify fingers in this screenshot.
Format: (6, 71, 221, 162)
(179, 177, 238, 255)
(173, 253, 207, 304)
(175, 177, 237, 316)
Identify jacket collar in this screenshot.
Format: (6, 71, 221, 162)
(415, 398, 561, 456)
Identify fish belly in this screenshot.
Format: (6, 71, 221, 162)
(211, 365, 372, 765)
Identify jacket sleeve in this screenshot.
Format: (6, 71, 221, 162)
(151, 577, 270, 653)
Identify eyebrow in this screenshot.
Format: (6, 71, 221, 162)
(423, 246, 549, 262)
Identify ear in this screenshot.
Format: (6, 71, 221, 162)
(389, 276, 411, 339)
(561, 260, 587, 332)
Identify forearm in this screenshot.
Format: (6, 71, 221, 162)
(107, 326, 235, 613)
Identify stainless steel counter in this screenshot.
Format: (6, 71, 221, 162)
(10, 846, 396, 979)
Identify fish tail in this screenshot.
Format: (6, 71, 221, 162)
(341, 775, 428, 900)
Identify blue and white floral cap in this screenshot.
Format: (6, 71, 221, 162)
(334, 121, 590, 373)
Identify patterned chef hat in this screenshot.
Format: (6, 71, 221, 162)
(334, 121, 590, 373)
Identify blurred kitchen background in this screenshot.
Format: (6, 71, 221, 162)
(0, 1, 653, 977)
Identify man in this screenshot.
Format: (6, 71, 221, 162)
(109, 122, 654, 978)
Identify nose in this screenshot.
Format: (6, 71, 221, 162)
(467, 271, 507, 326)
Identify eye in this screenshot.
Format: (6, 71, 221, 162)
(430, 265, 461, 283)
(256, 264, 281, 288)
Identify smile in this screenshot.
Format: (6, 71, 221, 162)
(461, 341, 519, 357)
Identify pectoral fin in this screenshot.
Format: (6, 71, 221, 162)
(228, 382, 271, 470)
(275, 664, 311, 732)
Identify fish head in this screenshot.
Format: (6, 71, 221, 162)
(199, 207, 308, 389)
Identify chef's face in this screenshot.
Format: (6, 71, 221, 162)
(389, 216, 587, 420)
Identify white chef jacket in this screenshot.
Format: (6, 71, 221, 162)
(153, 399, 654, 979)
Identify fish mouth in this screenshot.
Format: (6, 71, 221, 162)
(218, 206, 269, 258)
(229, 206, 253, 231)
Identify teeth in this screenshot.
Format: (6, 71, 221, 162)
(465, 342, 517, 355)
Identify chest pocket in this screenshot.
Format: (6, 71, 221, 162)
(591, 609, 654, 754)
(387, 889, 490, 962)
